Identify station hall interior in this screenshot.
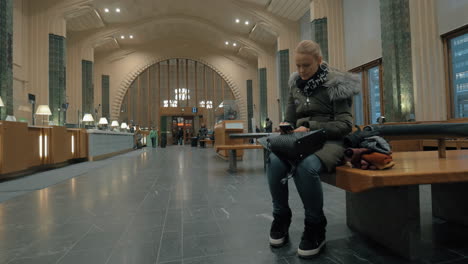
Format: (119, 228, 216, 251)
(0, 0, 468, 263)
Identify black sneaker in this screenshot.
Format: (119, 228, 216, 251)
(269, 215, 291, 248)
(297, 221, 326, 258)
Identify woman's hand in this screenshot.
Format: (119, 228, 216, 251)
(294, 126, 310, 133)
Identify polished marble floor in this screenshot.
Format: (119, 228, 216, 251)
(0, 146, 468, 264)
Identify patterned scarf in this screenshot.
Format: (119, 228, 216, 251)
(295, 64, 329, 97)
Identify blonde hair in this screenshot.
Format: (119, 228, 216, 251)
(295, 40, 322, 60)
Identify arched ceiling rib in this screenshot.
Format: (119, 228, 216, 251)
(74, 15, 270, 60)
(63, 0, 307, 62)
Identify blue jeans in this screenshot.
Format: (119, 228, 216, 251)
(266, 152, 325, 224)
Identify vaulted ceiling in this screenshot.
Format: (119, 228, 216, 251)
(65, 0, 310, 62)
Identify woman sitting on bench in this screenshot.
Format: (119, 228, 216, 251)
(266, 40, 360, 258)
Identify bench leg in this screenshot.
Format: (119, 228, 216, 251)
(432, 182, 468, 226)
(346, 186, 421, 260)
(228, 149, 237, 173)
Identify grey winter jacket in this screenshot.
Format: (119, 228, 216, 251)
(284, 69, 360, 172)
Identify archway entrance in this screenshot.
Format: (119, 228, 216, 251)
(118, 58, 238, 145)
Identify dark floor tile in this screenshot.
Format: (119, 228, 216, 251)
(159, 260, 182, 264)
(131, 210, 166, 229)
(7, 252, 64, 264)
(445, 257, 468, 264)
(20, 234, 82, 258)
(56, 248, 113, 264)
(70, 231, 122, 252)
(118, 226, 162, 246)
(107, 243, 158, 264)
(183, 251, 288, 264)
(164, 210, 182, 232)
(0, 146, 465, 264)
(183, 220, 221, 237)
(183, 234, 226, 259)
(158, 232, 182, 262)
(284, 255, 339, 264)
(183, 206, 216, 223)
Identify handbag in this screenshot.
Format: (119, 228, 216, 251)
(259, 129, 327, 164)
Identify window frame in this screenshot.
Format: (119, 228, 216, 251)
(442, 24, 468, 121)
(349, 58, 384, 125)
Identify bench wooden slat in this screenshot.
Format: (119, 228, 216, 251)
(336, 150, 468, 192)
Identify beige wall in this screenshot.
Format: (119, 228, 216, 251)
(93, 41, 258, 126)
(410, 0, 446, 121)
(343, 0, 382, 70)
(310, 0, 346, 70)
(436, 0, 468, 35)
(66, 37, 94, 124)
(12, 0, 67, 124)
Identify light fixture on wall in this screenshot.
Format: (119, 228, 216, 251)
(35, 105, 52, 126)
(235, 18, 240, 23)
(115, 8, 121, 13)
(104, 8, 109, 13)
(245, 21, 249, 25)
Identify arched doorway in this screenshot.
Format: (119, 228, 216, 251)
(119, 58, 238, 145)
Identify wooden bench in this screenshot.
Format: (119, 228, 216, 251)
(199, 139, 214, 147)
(322, 150, 468, 260)
(215, 144, 263, 173)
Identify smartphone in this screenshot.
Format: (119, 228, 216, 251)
(279, 124, 294, 134)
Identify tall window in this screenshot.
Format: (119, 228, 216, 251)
(350, 59, 383, 125)
(444, 27, 468, 119)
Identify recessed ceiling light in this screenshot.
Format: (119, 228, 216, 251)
(120, 35, 125, 39)
(225, 41, 229, 45)
(104, 8, 109, 13)
(245, 21, 249, 25)
(116, 8, 121, 13)
(129, 35, 134, 39)
(235, 18, 240, 23)
(233, 43, 237, 47)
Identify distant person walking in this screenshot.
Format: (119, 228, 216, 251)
(177, 127, 184, 145)
(149, 128, 157, 148)
(265, 118, 273, 133)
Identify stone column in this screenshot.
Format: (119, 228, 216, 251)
(0, 0, 13, 119)
(380, 0, 415, 122)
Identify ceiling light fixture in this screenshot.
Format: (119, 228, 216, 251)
(104, 8, 109, 13)
(120, 35, 125, 39)
(233, 43, 237, 47)
(225, 41, 229, 45)
(235, 18, 240, 23)
(115, 8, 121, 13)
(129, 35, 134, 39)
(245, 21, 249, 25)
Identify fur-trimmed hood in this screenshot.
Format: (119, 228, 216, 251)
(288, 69, 361, 101)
